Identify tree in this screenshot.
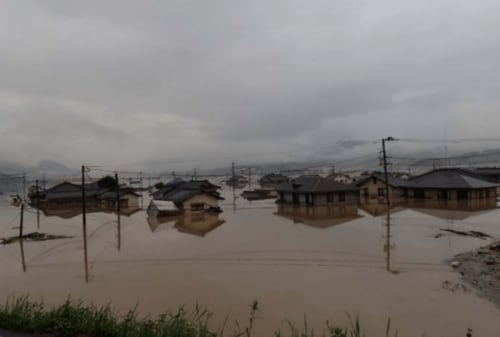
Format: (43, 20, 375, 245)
(97, 176, 117, 189)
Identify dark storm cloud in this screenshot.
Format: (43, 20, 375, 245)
(1, 0, 499, 167)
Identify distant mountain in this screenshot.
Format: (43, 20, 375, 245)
(31, 160, 76, 176)
(0, 159, 76, 179)
(411, 148, 500, 168)
(0, 172, 23, 194)
(0, 161, 26, 174)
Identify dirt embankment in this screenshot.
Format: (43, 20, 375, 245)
(452, 241, 500, 307)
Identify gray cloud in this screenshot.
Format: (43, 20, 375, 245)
(1, 0, 500, 169)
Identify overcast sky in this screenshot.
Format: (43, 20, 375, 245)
(1, 0, 499, 170)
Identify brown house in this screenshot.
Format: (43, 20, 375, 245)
(355, 174, 408, 204)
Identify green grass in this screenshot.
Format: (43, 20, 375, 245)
(0, 296, 215, 337)
(0, 296, 472, 337)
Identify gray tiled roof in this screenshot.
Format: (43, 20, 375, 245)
(355, 174, 408, 188)
(44, 182, 128, 200)
(277, 175, 359, 193)
(157, 189, 223, 204)
(159, 189, 200, 204)
(98, 190, 140, 200)
(406, 169, 499, 189)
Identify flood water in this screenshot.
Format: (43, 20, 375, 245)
(1, 186, 500, 337)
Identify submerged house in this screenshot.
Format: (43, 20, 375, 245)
(276, 175, 359, 206)
(150, 179, 224, 213)
(97, 188, 141, 209)
(37, 182, 103, 208)
(325, 172, 352, 184)
(258, 173, 290, 188)
(226, 175, 248, 188)
(31, 181, 140, 210)
(404, 169, 498, 205)
(355, 174, 408, 204)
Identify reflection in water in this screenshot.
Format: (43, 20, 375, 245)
(34, 206, 141, 281)
(39, 206, 142, 219)
(19, 239, 26, 273)
(3, 189, 500, 336)
(405, 199, 497, 221)
(274, 205, 361, 229)
(19, 204, 27, 273)
(148, 212, 226, 237)
(384, 208, 398, 275)
(358, 200, 405, 217)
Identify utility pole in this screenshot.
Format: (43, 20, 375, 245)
(81, 165, 89, 283)
(381, 138, 392, 207)
(35, 180, 40, 228)
(381, 137, 398, 274)
(139, 171, 144, 208)
(19, 202, 26, 272)
(115, 172, 121, 251)
(248, 168, 252, 188)
(231, 162, 236, 210)
(22, 173, 26, 201)
(19, 202, 24, 239)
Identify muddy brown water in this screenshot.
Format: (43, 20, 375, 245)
(1, 187, 500, 337)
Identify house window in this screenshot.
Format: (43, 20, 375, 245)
(457, 190, 468, 200)
(414, 189, 425, 199)
(378, 188, 385, 197)
(479, 190, 483, 199)
(305, 194, 314, 205)
(192, 212, 205, 221)
(363, 188, 369, 197)
(338, 192, 346, 202)
(486, 190, 491, 198)
(438, 190, 449, 200)
(327, 193, 334, 203)
(373, 178, 377, 184)
(191, 203, 205, 211)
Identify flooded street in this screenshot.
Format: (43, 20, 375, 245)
(1, 187, 500, 337)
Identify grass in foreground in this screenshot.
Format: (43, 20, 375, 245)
(0, 296, 472, 337)
(0, 296, 214, 337)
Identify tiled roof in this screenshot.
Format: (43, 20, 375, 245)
(406, 169, 499, 189)
(355, 174, 408, 188)
(277, 175, 359, 193)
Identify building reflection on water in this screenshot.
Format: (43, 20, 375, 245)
(13, 198, 499, 281)
(147, 212, 226, 237)
(39, 206, 142, 219)
(274, 205, 361, 229)
(359, 198, 497, 219)
(358, 201, 405, 217)
(366, 198, 499, 275)
(405, 199, 497, 221)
